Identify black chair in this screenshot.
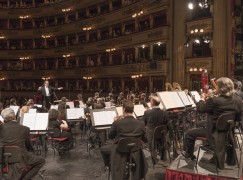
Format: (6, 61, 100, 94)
(151, 125, 171, 167)
(195, 113, 238, 172)
(117, 138, 142, 180)
(0, 146, 22, 179)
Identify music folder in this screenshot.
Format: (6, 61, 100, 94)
(10, 105, 20, 115)
(90, 108, 117, 127)
(66, 108, 84, 120)
(157, 91, 185, 110)
(22, 113, 49, 131)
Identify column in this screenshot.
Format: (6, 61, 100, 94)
(97, 54, 101, 66)
(55, 59, 58, 69)
(98, 79, 101, 89)
(172, 0, 186, 86)
(109, 79, 113, 91)
(86, 80, 90, 90)
(121, 78, 125, 91)
(109, 53, 112, 65)
(212, 0, 229, 78)
(150, 45, 154, 60)
(76, 80, 79, 90)
(135, 47, 139, 60)
(121, 50, 125, 64)
(75, 57, 79, 67)
(20, 19, 23, 29)
(150, 14, 154, 29)
(149, 76, 153, 93)
(32, 60, 35, 70)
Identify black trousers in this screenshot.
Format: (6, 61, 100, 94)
(42, 96, 52, 109)
(22, 153, 45, 180)
(183, 127, 206, 155)
(100, 144, 112, 167)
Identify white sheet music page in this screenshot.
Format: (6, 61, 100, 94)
(116, 107, 123, 116)
(190, 91, 200, 102)
(29, 109, 37, 114)
(177, 91, 192, 106)
(66, 102, 74, 109)
(23, 113, 36, 130)
(66, 108, 84, 119)
(35, 113, 49, 130)
(79, 101, 86, 108)
(10, 106, 19, 115)
(0, 116, 3, 122)
(50, 105, 58, 110)
(187, 95, 196, 107)
(157, 92, 184, 110)
(75, 108, 85, 118)
(134, 105, 145, 117)
(93, 111, 116, 126)
(147, 103, 151, 108)
(34, 104, 42, 108)
(105, 102, 111, 107)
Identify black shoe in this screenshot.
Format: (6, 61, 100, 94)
(181, 151, 196, 160)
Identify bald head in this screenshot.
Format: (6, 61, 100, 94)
(150, 96, 160, 107)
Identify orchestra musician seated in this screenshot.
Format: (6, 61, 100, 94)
(144, 96, 169, 163)
(0, 108, 45, 180)
(182, 77, 242, 169)
(99, 100, 148, 180)
(58, 97, 70, 110)
(48, 109, 73, 151)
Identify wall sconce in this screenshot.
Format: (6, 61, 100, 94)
(83, 27, 92, 31)
(83, 76, 93, 80)
(131, 74, 142, 79)
(19, 15, 30, 19)
(62, 8, 71, 12)
(0, 77, 6, 81)
(42, 35, 51, 39)
(106, 48, 116, 52)
(189, 67, 204, 72)
(63, 54, 71, 58)
(132, 10, 144, 18)
(19, 57, 30, 60)
(42, 76, 51, 80)
(0, 36, 5, 39)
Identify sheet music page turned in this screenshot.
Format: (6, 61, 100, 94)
(35, 113, 48, 130)
(23, 113, 36, 130)
(177, 91, 192, 106)
(134, 105, 145, 117)
(10, 105, 19, 115)
(157, 92, 184, 110)
(93, 111, 116, 126)
(66, 108, 84, 119)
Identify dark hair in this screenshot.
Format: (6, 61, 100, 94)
(48, 109, 59, 121)
(122, 100, 134, 113)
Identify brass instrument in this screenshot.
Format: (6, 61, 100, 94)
(165, 82, 173, 91)
(172, 82, 182, 91)
(210, 78, 218, 90)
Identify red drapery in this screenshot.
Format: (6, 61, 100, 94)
(165, 169, 237, 180)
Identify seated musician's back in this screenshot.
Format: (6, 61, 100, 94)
(0, 108, 45, 180)
(100, 100, 148, 180)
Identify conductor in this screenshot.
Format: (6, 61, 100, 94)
(38, 80, 63, 109)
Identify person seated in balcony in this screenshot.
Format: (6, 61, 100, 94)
(0, 108, 45, 180)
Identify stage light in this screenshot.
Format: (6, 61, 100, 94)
(190, 68, 193, 71)
(194, 29, 198, 33)
(188, 2, 194, 10)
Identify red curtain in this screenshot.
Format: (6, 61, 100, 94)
(165, 169, 236, 180)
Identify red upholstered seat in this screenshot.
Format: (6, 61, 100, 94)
(31, 138, 37, 141)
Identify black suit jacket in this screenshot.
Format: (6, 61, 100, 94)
(38, 86, 56, 102)
(0, 121, 33, 154)
(197, 94, 242, 127)
(108, 116, 148, 180)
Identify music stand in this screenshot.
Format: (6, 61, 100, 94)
(22, 113, 49, 131)
(189, 91, 200, 103)
(157, 92, 185, 110)
(177, 91, 193, 108)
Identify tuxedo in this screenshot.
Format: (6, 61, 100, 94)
(184, 94, 242, 169)
(144, 107, 169, 162)
(38, 85, 56, 109)
(100, 116, 148, 180)
(0, 121, 45, 180)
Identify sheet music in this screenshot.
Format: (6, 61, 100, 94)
(190, 91, 200, 102)
(116, 107, 123, 116)
(147, 103, 151, 108)
(0, 116, 3, 122)
(187, 95, 196, 107)
(66, 102, 74, 109)
(177, 91, 192, 106)
(66, 108, 84, 119)
(29, 109, 37, 114)
(10, 105, 19, 115)
(35, 113, 48, 130)
(105, 102, 111, 107)
(157, 92, 185, 110)
(134, 104, 145, 117)
(23, 113, 36, 130)
(34, 104, 42, 108)
(50, 105, 58, 110)
(93, 111, 116, 126)
(79, 101, 86, 108)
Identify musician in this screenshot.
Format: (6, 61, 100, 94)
(99, 100, 148, 180)
(38, 80, 62, 109)
(0, 108, 45, 180)
(232, 79, 243, 99)
(144, 96, 169, 163)
(93, 98, 105, 109)
(10, 98, 18, 106)
(182, 77, 242, 169)
(117, 92, 124, 105)
(58, 97, 70, 110)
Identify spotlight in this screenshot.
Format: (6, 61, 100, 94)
(194, 29, 198, 33)
(188, 2, 194, 10)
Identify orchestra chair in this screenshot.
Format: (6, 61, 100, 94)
(87, 127, 103, 157)
(31, 131, 46, 156)
(151, 125, 171, 168)
(234, 122, 243, 151)
(195, 113, 238, 173)
(47, 129, 69, 156)
(116, 138, 142, 180)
